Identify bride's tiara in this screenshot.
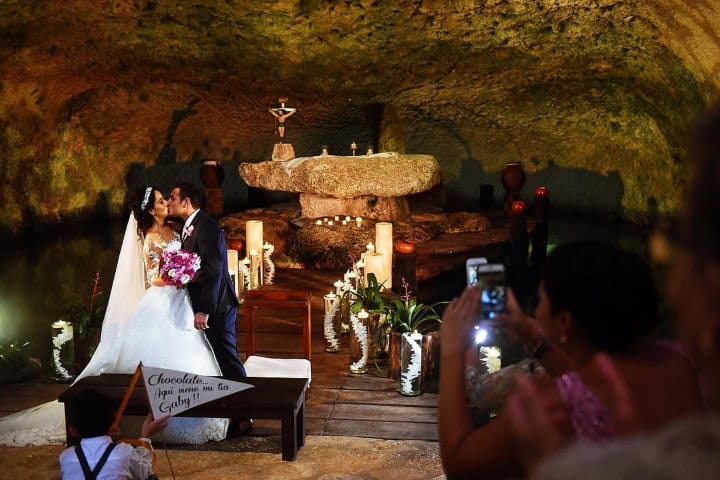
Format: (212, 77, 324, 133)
(141, 187, 153, 210)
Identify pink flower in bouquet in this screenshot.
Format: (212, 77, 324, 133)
(160, 247, 201, 288)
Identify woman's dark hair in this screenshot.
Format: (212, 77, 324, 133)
(542, 240, 659, 352)
(128, 185, 157, 236)
(67, 389, 115, 438)
(682, 105, 720, 267)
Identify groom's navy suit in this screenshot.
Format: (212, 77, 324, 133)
(182, 209, 246, 378)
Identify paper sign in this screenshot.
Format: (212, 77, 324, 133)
(141, 365, 254, 418)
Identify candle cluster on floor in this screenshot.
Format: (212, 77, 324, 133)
(315, 216, 363, 228)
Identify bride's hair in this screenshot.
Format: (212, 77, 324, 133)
(128, 185, 157, 236)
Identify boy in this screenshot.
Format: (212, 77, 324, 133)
(59, 389, 168, 479)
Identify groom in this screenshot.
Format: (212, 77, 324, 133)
(167, 183, 247, 379)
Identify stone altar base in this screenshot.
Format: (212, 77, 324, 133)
(299, 193, 410, 221)
(272, 143, 295, 161)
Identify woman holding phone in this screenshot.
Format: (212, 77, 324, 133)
(439, 241, 702, 479)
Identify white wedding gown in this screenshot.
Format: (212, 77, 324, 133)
(0, 217, 227, 446)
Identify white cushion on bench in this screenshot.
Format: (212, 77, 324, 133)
(244, 355, 312, 383)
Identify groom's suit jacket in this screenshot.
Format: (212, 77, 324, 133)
(182, 209, 239, 316)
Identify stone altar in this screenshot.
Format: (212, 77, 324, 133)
(238, 152, 442, 221)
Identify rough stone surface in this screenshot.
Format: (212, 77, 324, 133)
(239, 153, 442, 198)
(299, 193, 410, 220)
(1, 1, 719, 234)
(271, 143, 295, 161)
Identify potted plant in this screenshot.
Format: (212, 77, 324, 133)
(341, 272, 389, 369)
(0, 340, 41, 385)
(65, 272, 106, 369)
(384, 279, 446, 380)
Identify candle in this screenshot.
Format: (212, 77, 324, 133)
(364, 252, 386, 288)
(345, 216, 351, 221)
(249, 250, 260, 289)
(375, 222, 393, 293)
(334, 215, 340, 221)
(342, 220, 348, 225)
(324, 292, 337, 312)
(347, 270, 357, 289)
(328, 220, 334, 226)
(227, 249, 239, 296)
(316, 219, 323, 225)
(246, 220, 263, 259)
(356, 217, 363, 228)
(323, 217, 329, 223)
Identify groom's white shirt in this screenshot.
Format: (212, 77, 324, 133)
(183, 209, 200, 240)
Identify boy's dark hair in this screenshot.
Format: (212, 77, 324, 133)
(173, 182, 204, 209)
(67, 389, 115, 438)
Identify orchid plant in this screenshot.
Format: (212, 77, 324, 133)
(384, 278, 445, 334)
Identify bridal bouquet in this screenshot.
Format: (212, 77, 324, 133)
(160, 247, 201, 288)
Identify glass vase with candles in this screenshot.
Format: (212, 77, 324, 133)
(385, 278, 446, 381)
(323, 292, 341, 352)
(341, 272, 388, 365)
(349, 310, 370, 373)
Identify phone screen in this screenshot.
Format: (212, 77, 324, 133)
(476, 268, 506, 322)
(466, 258, 488, 286)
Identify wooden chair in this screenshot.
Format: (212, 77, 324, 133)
(243, 288, 312, 360)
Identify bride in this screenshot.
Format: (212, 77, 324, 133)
(0, 186, 228, 445)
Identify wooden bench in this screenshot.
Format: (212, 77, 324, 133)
(58, 374, 310, 461)
(243, 288, 312, 360)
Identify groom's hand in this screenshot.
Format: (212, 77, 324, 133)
(194, 312, 209, 330)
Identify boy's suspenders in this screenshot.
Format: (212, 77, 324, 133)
(74, 442, 118, 480)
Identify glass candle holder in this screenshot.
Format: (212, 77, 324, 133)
(399, 331, 423, 396)
(349, 311, 369, 374)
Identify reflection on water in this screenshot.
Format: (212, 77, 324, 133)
(0, 214, 649, 374)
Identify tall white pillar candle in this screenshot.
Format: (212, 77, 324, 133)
(364, 252, 386, 288)
(375, 222, 393, 292)
(246, 220, 263, 258)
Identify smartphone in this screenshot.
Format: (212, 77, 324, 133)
(474, 263, 506, 323)
(465, 257, 488, 287)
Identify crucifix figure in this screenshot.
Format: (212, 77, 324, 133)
(269, 98, 297, 144)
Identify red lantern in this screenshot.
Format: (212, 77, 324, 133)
(395, 241, 416, 254)
(511, 201, 527, 213)
(535, 186, 549, 198)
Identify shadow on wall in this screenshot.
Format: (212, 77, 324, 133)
(124, 157, 249, 212)
(122, 97, 255, 211)
(445, 159, 625, 219)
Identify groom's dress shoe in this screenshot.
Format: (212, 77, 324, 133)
(226, 418, 254, 439)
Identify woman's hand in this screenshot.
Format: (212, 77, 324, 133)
(440, 287, 481, 358)
(496, 288, 544, 349)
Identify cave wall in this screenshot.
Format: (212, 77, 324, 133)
(1, 0, 718, 235)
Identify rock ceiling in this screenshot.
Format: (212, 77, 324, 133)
(1, 0, 719, 233)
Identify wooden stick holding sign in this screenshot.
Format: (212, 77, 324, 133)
(111, 362, 143, 432)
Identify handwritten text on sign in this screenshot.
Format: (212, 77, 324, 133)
(141, 365, 254, 418)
